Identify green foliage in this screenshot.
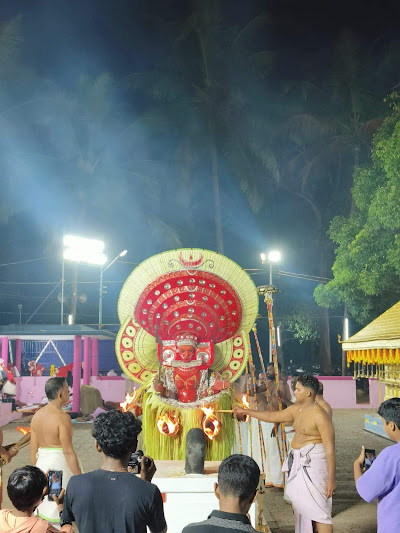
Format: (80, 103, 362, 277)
(314, 94, 400, 324)
(279, 303, 319, 344)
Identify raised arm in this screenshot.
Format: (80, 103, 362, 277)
(233, 404, 297, 424)
(30, 428, 39, 465)
(316, 409, 336, 498)
(59, 415, 82, 475)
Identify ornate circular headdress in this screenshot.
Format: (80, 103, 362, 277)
(116, 248, 259, 385)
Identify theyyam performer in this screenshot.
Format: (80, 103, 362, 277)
(234, 373, 335, 533)
(115, 248, 259, 459)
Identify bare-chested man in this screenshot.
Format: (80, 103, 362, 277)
(245, 362, 293, 488)
(256, 362, 292, 410)
(31, 377, 81, 524)
(291, 375, 332, 419)
(234, 373, 335, 533)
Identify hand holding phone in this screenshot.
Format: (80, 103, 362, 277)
(48, 470, 63, 501)
(362, 449, 376, 471)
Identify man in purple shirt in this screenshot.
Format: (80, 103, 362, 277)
(354, 398, 400, 533)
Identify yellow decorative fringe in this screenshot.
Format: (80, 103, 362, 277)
(346, 348, 400, 366)
(142, 390, 236, 460)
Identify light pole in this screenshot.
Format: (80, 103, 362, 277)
(61, 235, 107, 325)
(260, 250, 281, 362)
(99, 249, 127, 329)
(342, 304, 349, 376)
(18, 304, 22, 325)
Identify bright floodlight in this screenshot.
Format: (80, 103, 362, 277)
(63, 235, 104, 252)
(268, 250, 281, 263)
(343, 317, 349, 340)
(260, 253, 266, 262)
(63, 235, 107, 265)
(119, 249, 128, 257)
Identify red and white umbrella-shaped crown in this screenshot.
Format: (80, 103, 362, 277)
(116, 248, 259, 385)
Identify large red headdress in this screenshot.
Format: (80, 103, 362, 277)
(116, 248, 259, 386)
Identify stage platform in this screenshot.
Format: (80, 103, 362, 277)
(152, 460, 260, 531)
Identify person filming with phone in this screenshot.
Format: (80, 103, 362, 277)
(0, 465, 72, 532)
(61, 409, 167, 533)
(354, 398, 400, 533)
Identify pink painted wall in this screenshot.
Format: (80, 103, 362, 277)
(289, 376, 385, 410)
(16, 376, 49, 405)
(16, 376, 136, 406)
(15, 375, 384, 410)
(90, 376, 137, 403)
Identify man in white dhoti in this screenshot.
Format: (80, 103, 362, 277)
(250, 363, 292, 488)
(235, 373, 335, 533)
(31, 377, 82, 526)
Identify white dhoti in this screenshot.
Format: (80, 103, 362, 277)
(251, 418, 284, 487)
(283, 443, 332, 532)
(283, 426, 295, 502)
(233, 421, 250, 455)
(36, 448, 73, 525)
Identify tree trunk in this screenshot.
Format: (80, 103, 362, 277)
(318, 307, 331, 374)
(276, 332, 286, 371)
(318, 254, 332, 374)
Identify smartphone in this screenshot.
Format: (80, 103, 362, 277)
(48, 470, 63, 501)
(363, 449, 376, 471)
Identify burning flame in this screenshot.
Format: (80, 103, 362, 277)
(120, 391, 137, 413)
(156, 412, 180, 436)
(16, 427, 31, 436)
(201, 406, 221, 440)
(241, 396, 250, 422)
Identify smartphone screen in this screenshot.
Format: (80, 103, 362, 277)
(48, 470, 63, 501)
(363, 449, 376, 471)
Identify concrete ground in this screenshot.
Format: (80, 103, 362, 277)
(0, 409, 388, 532)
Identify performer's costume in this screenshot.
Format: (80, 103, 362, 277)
(116, 248, 259, 460)
(283, 443, 332, 532)
(36, 448, 74, 524)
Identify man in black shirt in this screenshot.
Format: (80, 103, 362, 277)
(61, 410, 167, 533)
(181, 454, 259, 533)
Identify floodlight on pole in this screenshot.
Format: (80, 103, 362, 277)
(61, 235, 107, 325)
(99, 249, 128, 329)
(63, 235, 107, 266)
(260, 252, 266, 262)
(267, 250, 281, 264)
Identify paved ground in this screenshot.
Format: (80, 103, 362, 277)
(1, 409, 388, 532)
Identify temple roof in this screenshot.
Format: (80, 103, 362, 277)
(342, 301, 400, 351)
(0, 324, 115, 341)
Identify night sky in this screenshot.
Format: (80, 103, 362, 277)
(0, 0, 399, 370)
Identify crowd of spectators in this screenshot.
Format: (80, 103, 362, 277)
(0, 377, 399, 532)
